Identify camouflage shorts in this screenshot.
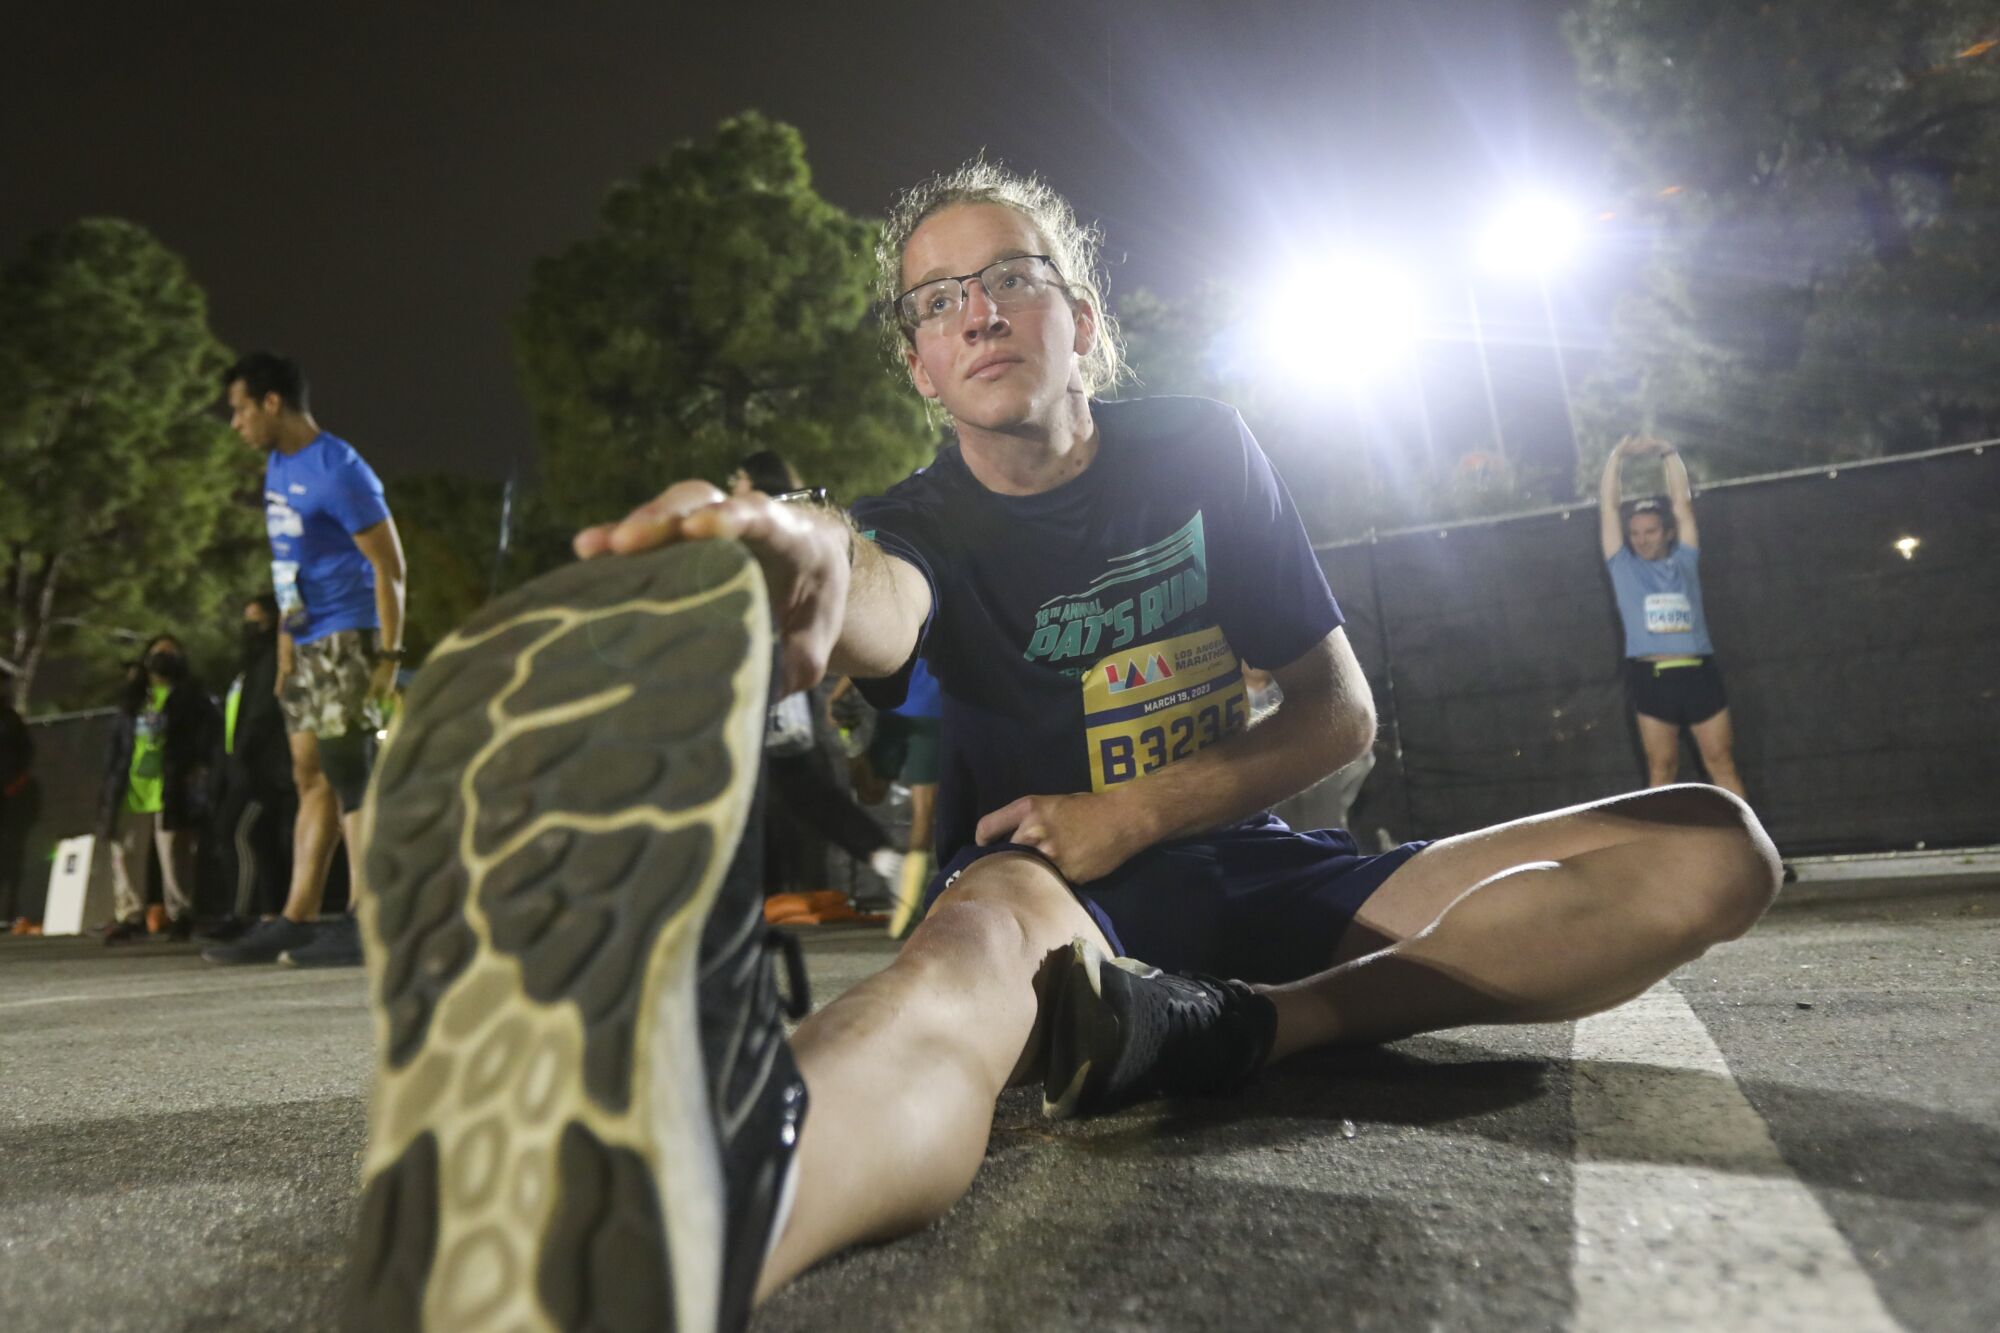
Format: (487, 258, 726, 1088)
(280, 630, 386, 739)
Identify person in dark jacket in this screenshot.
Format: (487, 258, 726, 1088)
(99, 635, 220, 942)
(0, 697, 33, 928)
(201, 596, 297, 939)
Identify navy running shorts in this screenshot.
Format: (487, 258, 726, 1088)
(928, 814, 1427, 984)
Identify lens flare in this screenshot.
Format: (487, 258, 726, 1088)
(1478, 196, 1585, 276)
(1253, 255, 1421, 391)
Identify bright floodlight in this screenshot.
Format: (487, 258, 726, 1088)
(1478, 196, 1584, 276)
(1254, 255, 1420, 390)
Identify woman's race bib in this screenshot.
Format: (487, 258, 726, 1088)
(1644, 592, 1693, 635)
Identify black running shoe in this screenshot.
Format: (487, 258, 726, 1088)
(343, 541, 810, 1333)
(196, 915, 252, 943)
(1042, 936, 1278, 1119)
(102, 916, 147, 945)
(278, 913, 362, 967)
(201, 915, 315, 965)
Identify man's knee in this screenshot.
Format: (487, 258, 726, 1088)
(1629, 784, 1780, 943)
(906, 856, 1085, 969)
(291, 742, 326, 794)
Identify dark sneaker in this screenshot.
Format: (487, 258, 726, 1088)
(279, 914, 362, 967)
(196, 915, 252, 942)
(103, 917, 147, 945)
(1042, 936, 1278, 1119)
(165, 915, 196, 943)
(344, 541, 810, 1333)
(202, 915, 316, 965)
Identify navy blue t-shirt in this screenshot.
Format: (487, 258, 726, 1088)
(851, 396, 1342, 865)
(264, 433, 391, 644)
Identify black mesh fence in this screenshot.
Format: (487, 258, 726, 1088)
(1322, 443, 2000, 855)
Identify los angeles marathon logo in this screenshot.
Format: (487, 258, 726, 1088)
(1103, 654, 1174, 693)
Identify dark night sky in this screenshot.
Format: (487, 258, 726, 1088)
(1, 1, 1608, 485)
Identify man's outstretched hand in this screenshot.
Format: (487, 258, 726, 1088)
(574, 481, 851, 695)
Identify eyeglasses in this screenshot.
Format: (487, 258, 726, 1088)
(894, 255, 1066, 330)
(771, 486, 831, 506)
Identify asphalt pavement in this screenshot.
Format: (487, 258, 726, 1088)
(1, 874, 1993, 1331)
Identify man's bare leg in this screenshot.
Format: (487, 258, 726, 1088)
(756, 851, 1109, 1298)
(1635, 712, 1682, 788)
(908, 781, 936, 856)
(1689, 709, 1748, 802)
(1263, 784, 1779, 1058)
(280, 730, 340, 922)
(336, 808, 364, 902)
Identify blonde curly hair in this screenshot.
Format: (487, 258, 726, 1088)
(876, 156, 1128, 397)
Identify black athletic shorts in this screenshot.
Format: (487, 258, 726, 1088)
(866, 714, 941, 786)
(1626, 656, 1727, 727)
(927, 815, 1427, 984)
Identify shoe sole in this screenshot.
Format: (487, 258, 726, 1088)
(1042, 937, 1115, 1119)
(1042, 937, 1161, 1119)
(201, 936, 300, 965)
(345, 542, 772, 1333)
(279, 952, 362, 968)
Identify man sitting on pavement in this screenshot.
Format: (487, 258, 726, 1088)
(343, 160, 1783, 1331)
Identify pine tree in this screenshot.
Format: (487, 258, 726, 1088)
(0, 219, 260, 709)
(1567, 1, 2000, 480)
(514, 112, 932, 531)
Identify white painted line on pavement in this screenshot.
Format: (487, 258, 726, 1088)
(0, 974, 360, 1012)
(1570, 984, 1900, 1332)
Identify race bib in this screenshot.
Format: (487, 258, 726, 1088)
(1082, 624, 1248, 792)
(272, 560, 309, 633)
(1643, 592, 1693, 635)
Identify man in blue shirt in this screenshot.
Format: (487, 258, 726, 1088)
(206, 353, 406, 967)
(1597, 435, 1747, 800)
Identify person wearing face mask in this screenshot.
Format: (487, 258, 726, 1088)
(199, 596, 298, 940)
(98, 634, 221, 942)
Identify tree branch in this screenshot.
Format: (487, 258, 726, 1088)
(1864, 97, 2000, 162)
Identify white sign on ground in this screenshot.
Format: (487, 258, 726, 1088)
(43, 835, 109, 936)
